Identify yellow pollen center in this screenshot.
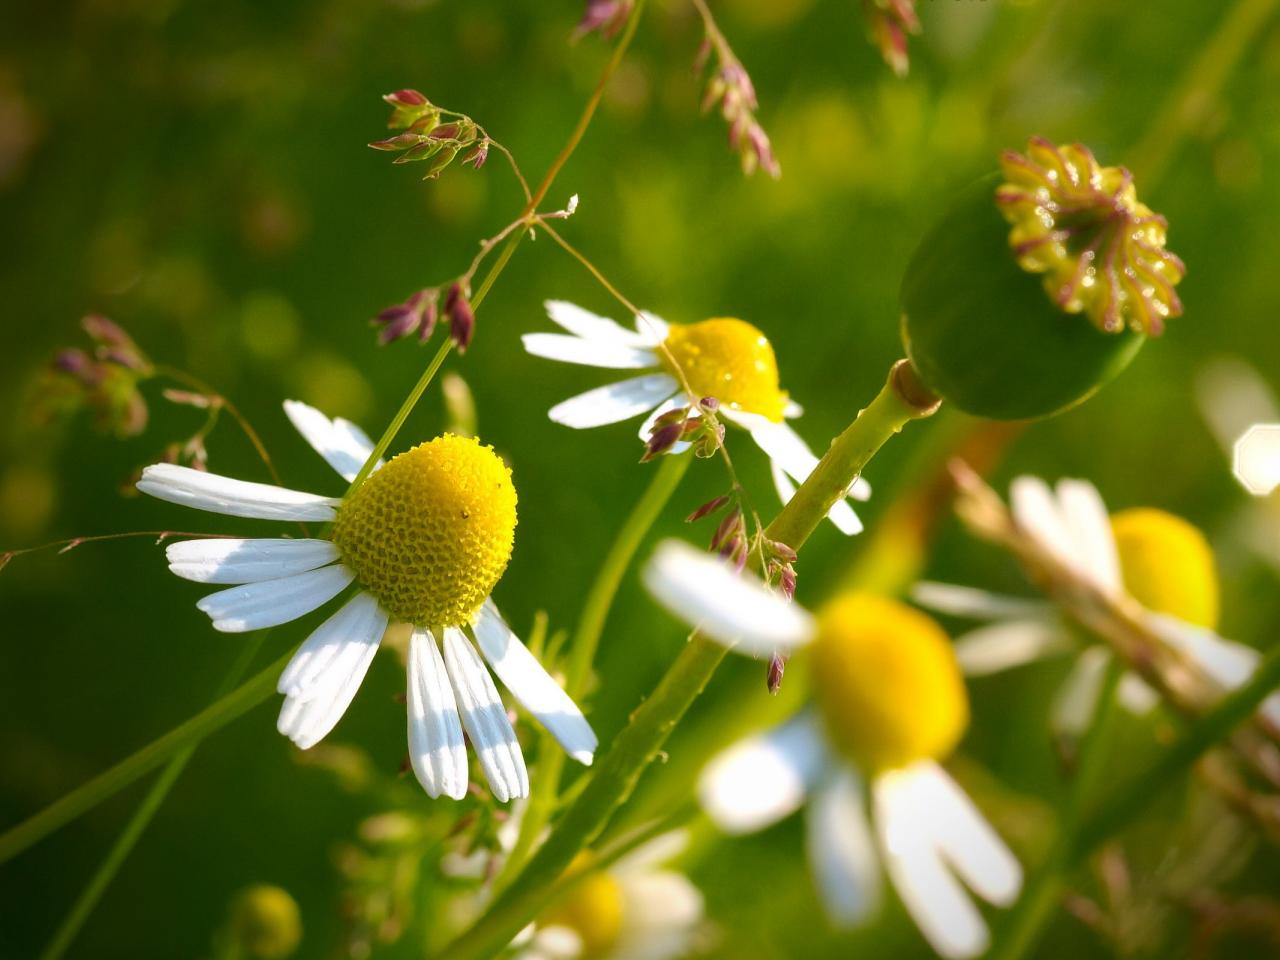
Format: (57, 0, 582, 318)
(332, 434, 517, 626)
(1111, 508, 1219, 629)
(660, 317, 789, 421)
(542, 855, 624, 957)
(810, 594, 969, 774)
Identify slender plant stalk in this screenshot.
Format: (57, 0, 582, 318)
(0, 646, 295, 865)
(38, 634, 271, 960)
(436, 360, 940, 960)
(991, 644, 1280, 960)
(498, 453, 692, 887)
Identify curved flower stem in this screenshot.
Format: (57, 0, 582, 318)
(39, 632, 272, 959)
(0, 644, 295, 865)
(497, 453, 692, 887)
(991, 644, 1280, 960)
(436, 360, 940, 960)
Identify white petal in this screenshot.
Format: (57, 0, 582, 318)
(613, 830, 690, 876)
(137, 463, 340, 521)
(806, 767, 881, 927)
(1055, 479, 1122, 594)
(911, 582, 1052, 622)
(698, 712, 827, 833)
(283, 399, 381, 482)
(1117, 672, 1160, 714)
(1050, 646, 1110, 739)
(442, 628, 529, 802)
(634, 310, 669, 344)
(783, 398, 805, 418)
(548, 375, 678, 429)
(276, 598, 384, 749)
(165, 537, 339, 584)
(614, 872, 704, 960)
(544, 300, 655, 347)
(1148, 614, 1280, 725)
(1010, 476, 1079, 575)
(909, 762, 1022, 907)
(637, 396, 692, 456)
(522, 332, 658, 369)
(276, 591, 388, 698)
(473, 601, 597, 765)
(874, 768, 991, 959)
(196, 564, 354, 632)
(953, 619, 1070, 677)
(643, 540, 815, 657)
(407, 628, 469, 800)
(849, 476, 872, 501)
(739, 414, 861, 535)
(525, 927, 583, 960)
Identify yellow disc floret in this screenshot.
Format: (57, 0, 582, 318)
(332, 434, 517, 626)
(810, 594, 969, 774)
(542, 854, 624, 957)
(1111, 507, 1219, 629)
(661, 317, 789, 421)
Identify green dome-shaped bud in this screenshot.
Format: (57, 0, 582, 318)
(900, 138, 1184, 420)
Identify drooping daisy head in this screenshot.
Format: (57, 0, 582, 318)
(513, 833, 704, 960)
(642, 540, 1020, 958)
(137, 401, 595, 803)
(524, 301, 869, 534)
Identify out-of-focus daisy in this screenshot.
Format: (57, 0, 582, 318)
(137, 400, 596, 802)
(914, 475, 1280, 739)
(523, 301, 870, 534)
(511, 832, 704, 960)
(643, 541, 1021, 959)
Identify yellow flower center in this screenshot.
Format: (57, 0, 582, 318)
(1111, 508, 1219, 629)
(660, 317, 789, 421)
(542, 855, 624, 957)
(810, 594, 969, 774)
(332, 434, 517, 626)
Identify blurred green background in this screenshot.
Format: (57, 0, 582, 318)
(3, 0, 1280, 957)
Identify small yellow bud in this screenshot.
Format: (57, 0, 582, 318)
(810, 594, 969, 774)
(541, 854, 624, 957)
(661, 318, 790, 421)
(228, 885, 301, 960)
(1111, 508, 1219, 629)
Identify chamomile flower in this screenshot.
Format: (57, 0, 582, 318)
(511, 832, 705, 960)
(914, 475, 1280, 738)
(136, 400, 596, 802)
(523, 302, 870, 534)
(643, 541, 1022, 959)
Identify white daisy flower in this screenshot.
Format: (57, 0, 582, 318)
(643, 541, 1022, 959)
(523, 301, 870, 534)
(137, 400, 596, 802)
(512, 831, 704, 960)
(913, 475, 1280, 739)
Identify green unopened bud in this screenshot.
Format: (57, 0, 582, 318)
(900, 138, 1182, 420)
(227, 885, 302, 959)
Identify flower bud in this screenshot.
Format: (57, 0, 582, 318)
(900, 139, 1181, 420)
(445, 283, 475, 352)
(227, 885, 302, 959)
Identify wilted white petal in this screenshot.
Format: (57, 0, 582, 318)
(545, 300, 655, 347)
(1055, 479, 1122, 594)
(1050, 646, 1111, 739)
(806, 766, 881, 927)
(953, 619, 1070, 677)
(407, 628, 469, 800)
(912, 582, 1053, 622)
(548, 375, 678, 429)
(442, 628, 528, 802)
(644, 540, 814, 657)
(909, 762, 1022, 906)
(874, 768, 991, 959)
(277, 591, 387, 698)
(522, 332, 658, 369)
(137, 463, 340, 522)
(196, 564, 354, 632)
(283, 399, 381, 482)
(698, 712, 827, 833)
(166, 537, 339, 585)
(474, 601, 597, 765)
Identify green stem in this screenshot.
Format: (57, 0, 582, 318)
(991, 644, 1280, 960)
(498, 453, 691, 887)
(38, 633, 271, 959)
(0, 646, 294, 865)
(436, 360, 939, 960)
